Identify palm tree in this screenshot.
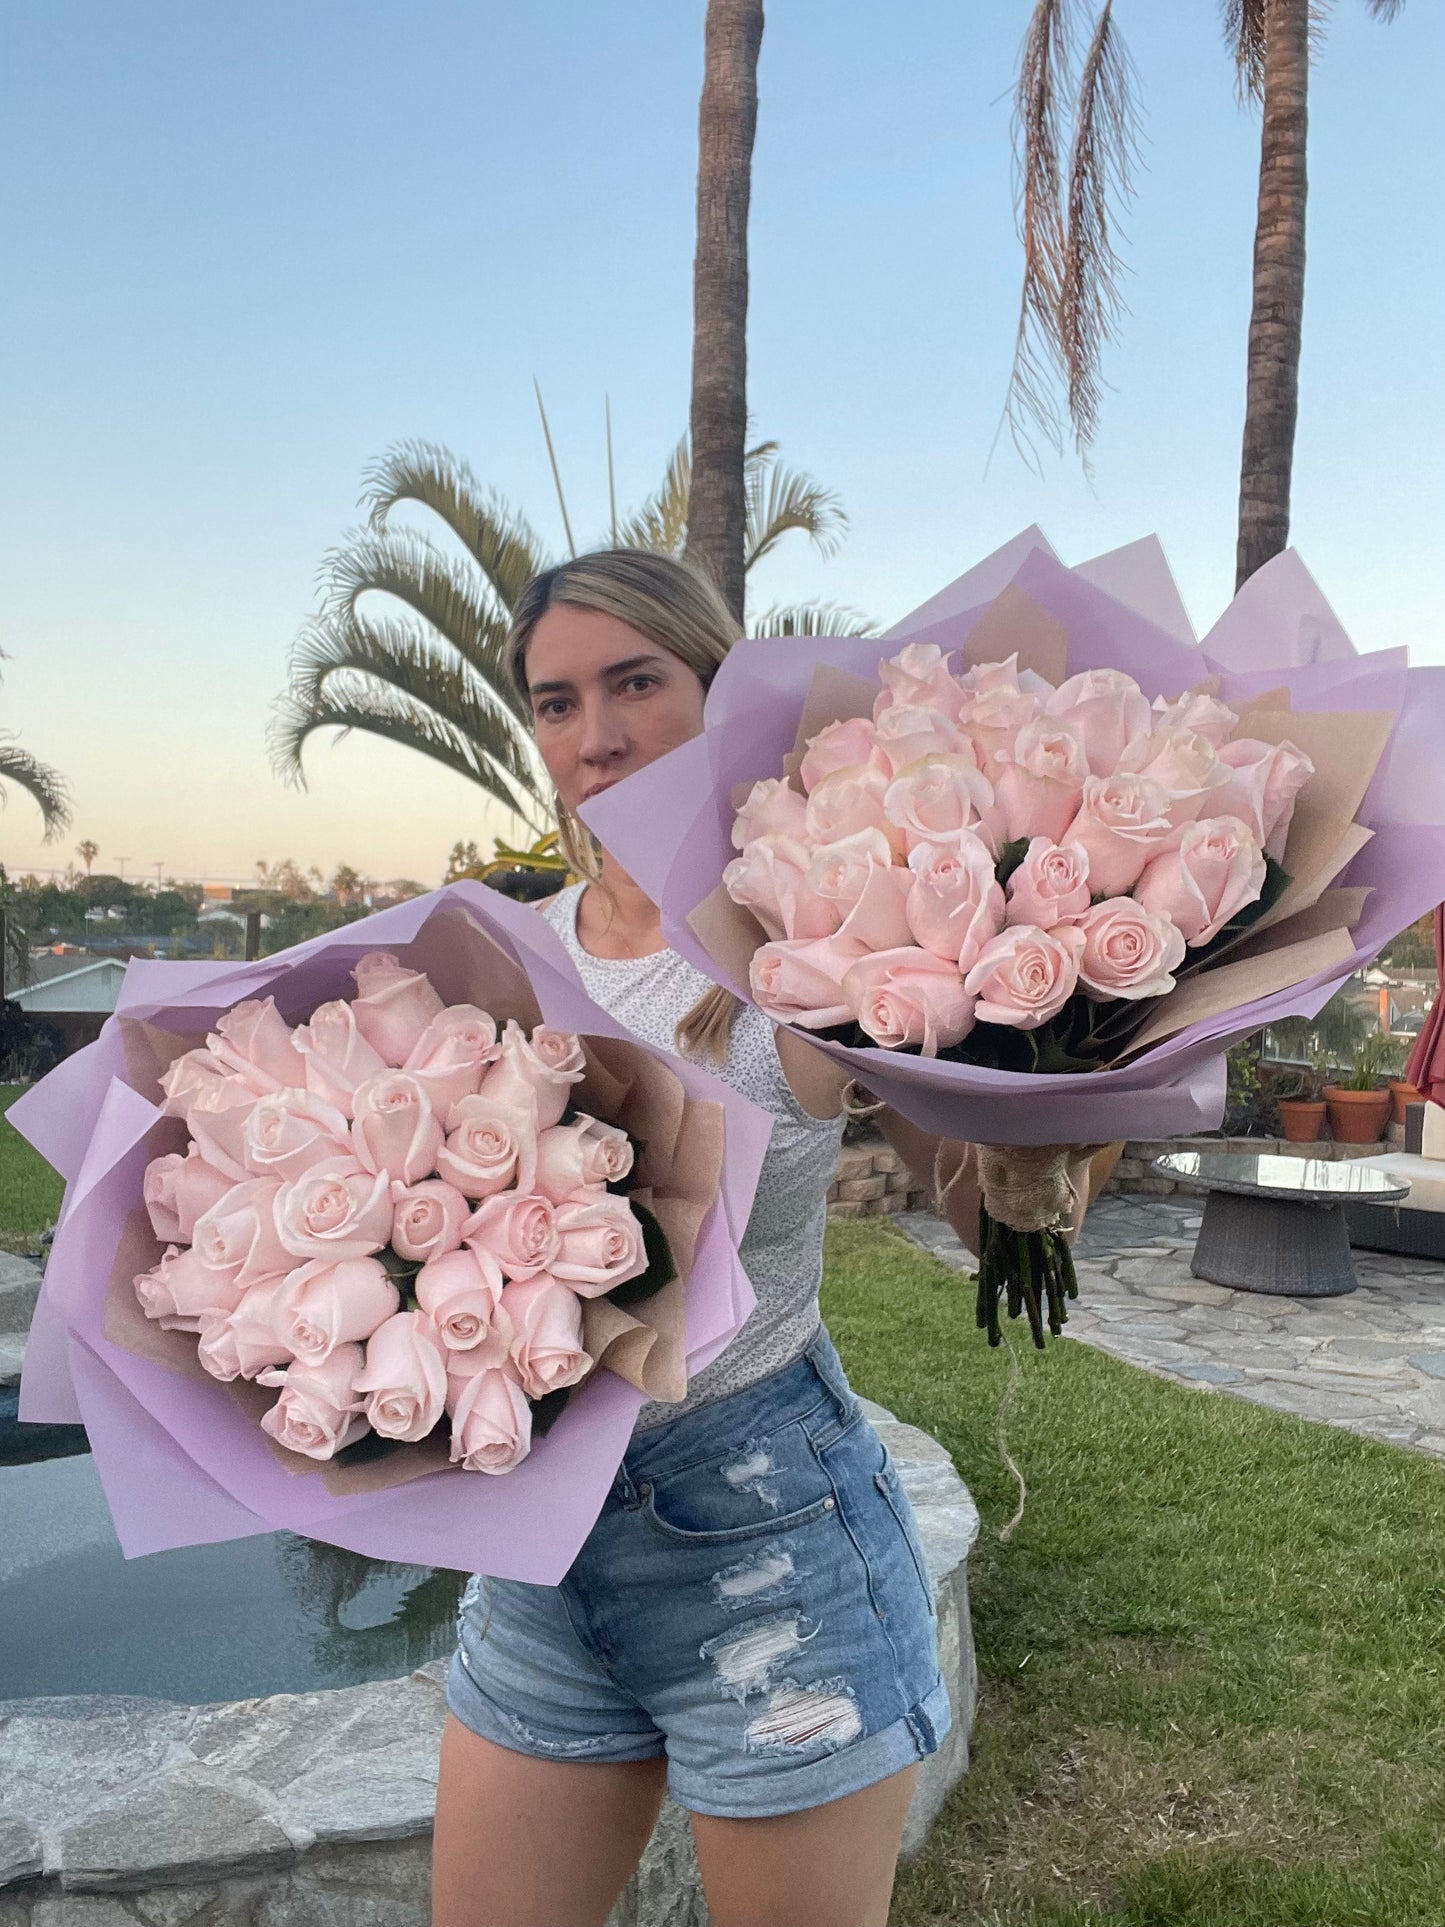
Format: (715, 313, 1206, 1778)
(76, 840, 99, 876)
(0, 657, 71, 841)
(272, 436, 871, 826)
(1006, 0, 1404, 585)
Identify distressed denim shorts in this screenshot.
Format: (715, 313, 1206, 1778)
(445, 1327, 951, 1818)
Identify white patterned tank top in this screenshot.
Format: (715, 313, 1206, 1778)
(542, 883, 845, 1430)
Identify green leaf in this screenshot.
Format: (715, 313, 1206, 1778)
(995, 838, 1030, 887)
(605, 1200, 677, 1310)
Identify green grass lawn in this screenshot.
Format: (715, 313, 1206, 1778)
(822, 1218, 1445, 1927)
(0, 1083, 64, 1252)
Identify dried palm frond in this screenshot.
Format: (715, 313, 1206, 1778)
(1222, 0, 1269, 100)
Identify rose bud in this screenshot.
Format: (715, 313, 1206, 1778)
(805, 765, 898, 853)
(184, 1077, 260, 1182)
(446, 1365, 533, 1475)
(884, 754, 1001, 854)
(963, 924, 1086, 1030)
(349, 1071, 443, 1186)
(1060, 773, 1175, 898)
(479, 1021, 586, 1132)
(391, 1177, 472, 1263)
(1003, 838, 1092, 931)
(1044, 666, 1153, 777)
(993, 718, 1089, 846)
(206, 996, 307, 1096)
(191, 1177, 292, 1289)
(1073, 898, 1186, 1001)
(501, 1276, 591, 1400)
(533, 1115, 634, 1204)
(436, 1092, 538, 1198)
(415, 1245, 508, 1353)
(273, 1256, 400, 1366)
(293, 1000, 388, 1118)
(196, 1279, 295, 1382)
(274, 1162, 393, 1261)
(722, 834, 815, 943)
(750, 933, 868, 1029)
(350, 952, 445, 1067)
(402, 1005, 501, 1118)
(243, 1088, 354, 1183)
(134, 1244, 246, 1330)
(733, 773, 811, 841)
(873, 641, 963, 720)
(549, 1196, 649, 1298)
(1134, 814, 1266, 947)
(842, 948, 976, 1056)
(352, 1311, 450, 1442)
(873, 704, 969, 776)
(158, 1046, 233, 1122)
(905, 832, 1004, 971)
(463, 1191, 560, 1282)
(257, 1342, 366, 1460)
(143, 1146, 235, 1245)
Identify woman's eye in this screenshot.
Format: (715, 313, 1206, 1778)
(622, 675, 660, 696)
(536, 699, 572, 722)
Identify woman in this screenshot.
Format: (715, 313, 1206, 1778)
(433, 550, 1092, 1927)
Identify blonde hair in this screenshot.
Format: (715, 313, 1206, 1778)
(509, 549, 742, 1065)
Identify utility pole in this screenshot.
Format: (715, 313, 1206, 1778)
(244, 911, 262, 962)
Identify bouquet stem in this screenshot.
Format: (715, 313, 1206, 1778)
(972, 1145, 1080, 1350)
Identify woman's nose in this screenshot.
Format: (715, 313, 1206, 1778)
(576, 696, 629, 766)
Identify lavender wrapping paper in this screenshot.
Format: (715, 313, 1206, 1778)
(9, 882, 772, 1580)
(584, 531, 1445, 1146)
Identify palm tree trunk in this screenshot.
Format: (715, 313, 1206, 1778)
(1235, 0, 1309, 592)
(682, 0, 763, 625)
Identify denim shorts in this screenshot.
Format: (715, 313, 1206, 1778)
(445, 1327, 951, 1819)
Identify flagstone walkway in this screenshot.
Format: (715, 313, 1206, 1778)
(898, 1194, 1445, 1461)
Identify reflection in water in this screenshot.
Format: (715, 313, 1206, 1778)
(277, 1535, 466, 1683)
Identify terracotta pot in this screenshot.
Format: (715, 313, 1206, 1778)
(1390, 1080, 1424, 1127)
(1323, 1086, 1391, 1145)
(1277, 1099, 1327, 1144)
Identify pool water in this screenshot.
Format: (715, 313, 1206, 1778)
(0, 1451, 466, 1703)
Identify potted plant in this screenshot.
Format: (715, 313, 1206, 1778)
(1323, 1033, 1394, 1144)
(1274, 1050, 1328, 1144)
(1389, 1073, 1424, 1127)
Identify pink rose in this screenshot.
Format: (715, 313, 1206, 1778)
(1134, 814, 1267, 947)
(242, 1088, 354, 1183)
(390, 1178, 472, 1263)
(798, 718, 887, 793)
(446, 1365, 533, 1475)
(350, 952, 445, 1067)
(956, 655, 1047, 767)
(533, 1115, 634, 1203)
(774, 829, 897, 944)
(257, 1342, 367, 1460)
(873, 641, 963, 720)
(994, 718, 1089, 845)
(436, 1093, 538, 1199)
(184, 1077, 259, 1182)
(501, 1277, 591, 1400)
(885, 755, 1000, 855)
(134, 1243, 246, 1329)
(1004, 838, 1091, 930)
(749, 934, 868, 1029)
(143, 1146, 234, 1244)
(963, 924, 1085, 1029)
(415, 1245, 508, 1352)
(274, 1255, 400, 1365)
(1213, 737, 1315, 859)
(842, 948, 976, 1055)
(1121, 726, 1230, 828)
(905, 833, 1004, 971)
(872, 704, 969, 774)
(480, 1020, 586, 1132)
(353, 1311, 449, 1442)
(1152, 688, 1239, 746)
(274, 1161, 393, 1260)
(1045, 667, 1153, 776)
(191, 1177, 292, 1289)
(804, 765, 897, 851)
(205, 997, 307, 1096)
(158, 1047, 232, 1122)
(550, 1196, 649, 1297)
(1073, 898, 1186, 1000)
(349, 1071, 443, 1185)
(196, 1279, 295, 1382)
(733, 774, 810, 842)
(723, 833, 818, 942)
(464, 1192, 561, 1282)
(293, 1000, 388, 1117)
(401, 1005, 501, 1118)
(1061, 773, 1174, 897)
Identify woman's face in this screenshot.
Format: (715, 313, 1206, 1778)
(524, 604, 708, 816)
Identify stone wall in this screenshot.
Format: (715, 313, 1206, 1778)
(826, 1141, 931, 1219)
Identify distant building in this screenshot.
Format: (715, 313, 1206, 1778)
(11, 952, 127, 1055)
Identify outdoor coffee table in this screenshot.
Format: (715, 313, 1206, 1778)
(1150, 1151, 1410, 1297)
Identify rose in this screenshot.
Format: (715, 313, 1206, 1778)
(142, 1146, 234, 1244)
(798, 718, 887, 793)
(873, 641, 963, 719)
(464, 1192, 561, 1282)
(1073, 898, 1186, 1000)
(415, 1244, 508, 1352)
(293, 1000, 388, 1117)
(273, 1255, 400, 1365)
(963, 924, 1086, 1029)
(205, 997, 306, 1096)
(480, 1020, 586, 1131)
(134, 1244, 246, 1330)
(350, 952, 445, 1066)
(905, 831, 1004, 970)
(1134, 814, 1267, 947)
(842, 948, 976, 1055)
(872, 704, 969, 774)
(446, 1365, 533, 1475)
(1044, 666, 1153, 776)
(391, 1178, 472, 1263)
(353, 1311, 450, 1442)
(884, 755, 1001, 854)
(550, 1196, 649, 1296)
(183, 1077, 259, 1181)
(533, 1115, 634, 1203)
(401, 1005, 501, 1118)
(349, 1071, 444, 1185)
(196, 1280, 295, 1382)
(501, 1277, 591, 1399)
(774, 829, 906, 947)
(1152, 688, 1239, 746)
(1004, 838, 1092, 931)
(258, 1342, 367, 1460)
(1061, 773, 1174, 897)
(956, 655, 1047, 767)
(1121, 726, 1230, 828)
(993, 718, 1089, 845)
(274, 1162, 394, 1260)
(191, 1177, 292, 1289)
(1213, 737, 1315, 859)
(723, 833, 818, 941)
(750, 934, 868, 1029)
(158, 1047, 232, 1121)
(732, 774, 811, 842)
(804, 765, 897, 851)
(437, 1093, 538, 1198)
(242, 1088, 354, 1183)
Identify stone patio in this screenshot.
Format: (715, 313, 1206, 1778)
(901, 1194, 1445, 1458)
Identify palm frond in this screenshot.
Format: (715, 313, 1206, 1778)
(359, 440, 551, 610)
(749, 601, 878, 638)
(1363, 0, 1405, 20)
(0, 738, 72, 839)
(1060, 1, 1140, 454)
(744, 450, 849, 570)
(1222, 0, 1268, 99)
(614, 437, 692, 556)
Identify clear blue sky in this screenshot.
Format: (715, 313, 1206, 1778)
(2, 0, 1441, 886)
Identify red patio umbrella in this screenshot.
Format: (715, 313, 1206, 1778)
(1404, 905, 1445, 1106)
